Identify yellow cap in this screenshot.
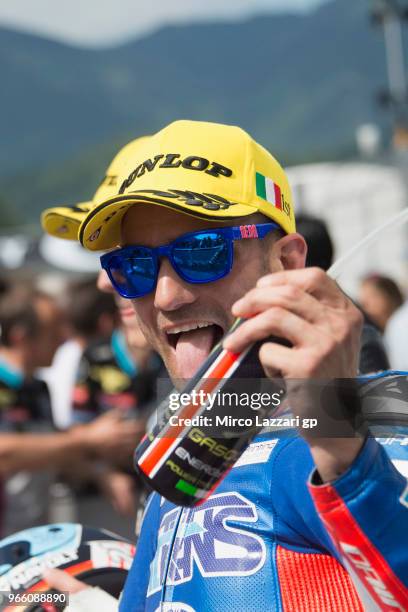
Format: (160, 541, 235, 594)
(78, 120, 296, 251)
(41, 136, 150, 240)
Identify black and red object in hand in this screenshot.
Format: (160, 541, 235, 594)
(134, 318, 288, 506)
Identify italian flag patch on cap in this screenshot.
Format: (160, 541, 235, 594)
(256, 172, 282, 209)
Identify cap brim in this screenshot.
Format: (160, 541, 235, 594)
(79, 191, 257, 251)
(41, 203, 92, 241)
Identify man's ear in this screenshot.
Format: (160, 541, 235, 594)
(269, 233, 307, 271)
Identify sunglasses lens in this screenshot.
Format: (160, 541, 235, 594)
(172, 232, 230, 282)
(107, 248, 156, 297)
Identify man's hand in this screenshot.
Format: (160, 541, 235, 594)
(100, 470, 137, 516)
(224, 268, 365, 482)
(43, 569, 119, 611)
(75, 411, 145, 462)
(43, 568, 86, 594)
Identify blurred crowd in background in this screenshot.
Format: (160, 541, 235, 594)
(0, 213, 407, 541)
(0, 268, 166, 540)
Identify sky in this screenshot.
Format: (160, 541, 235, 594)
(0, 0, 328, 47)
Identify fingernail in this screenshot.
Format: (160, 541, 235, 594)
(223, 334, 234, 349)
(231, 300, 243, 315)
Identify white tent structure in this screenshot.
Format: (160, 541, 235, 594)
(286, 162, 408, 297)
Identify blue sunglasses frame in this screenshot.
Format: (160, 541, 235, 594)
(100, 222, 280, 299)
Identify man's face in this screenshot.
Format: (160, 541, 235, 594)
(120, 206, 304, 382)
(97, 269, 150, 351)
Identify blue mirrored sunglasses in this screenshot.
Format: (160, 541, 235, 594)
(100, 222, 280, 299)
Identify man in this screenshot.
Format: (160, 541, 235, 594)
(41, 135, 162, 390)
(0, 283, 142, 534)
(69, 278, 161, 523)
(45, 120, 407, 610)
(42, 131, 167, 433)
(42, 136, 164, 525)
(359, 274, 404, 333)
(70, 278, 159, 426)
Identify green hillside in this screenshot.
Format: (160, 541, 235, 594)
(0, 0, 395, 228)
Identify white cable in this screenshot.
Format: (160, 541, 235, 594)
(327, 207, 408, 280)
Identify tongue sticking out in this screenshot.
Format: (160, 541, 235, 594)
(175, 326, 216, 379)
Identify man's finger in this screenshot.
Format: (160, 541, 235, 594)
(258, 341, 294, 377)
(231, 285, 323, 323)
(43, 568, 87, 594)
(224, 307, 316, 353)
(256, 268, 347, 306)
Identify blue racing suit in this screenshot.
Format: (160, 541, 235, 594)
(120, 374, 408, 611)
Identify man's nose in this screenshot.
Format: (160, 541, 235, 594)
(154, 259, 196, 312)
(97, 270, 114, 294)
